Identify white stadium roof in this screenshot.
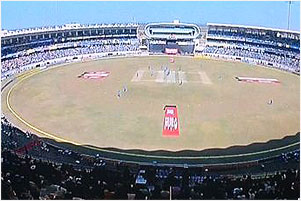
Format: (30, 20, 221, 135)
(207, 23, 300, 34)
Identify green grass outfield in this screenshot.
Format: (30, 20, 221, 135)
(2, 56, 300, 158)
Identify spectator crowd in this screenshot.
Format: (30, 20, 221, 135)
(1, 116, 300, 200)
(1, 38, 140, 74)
(202, 45, 300, 73)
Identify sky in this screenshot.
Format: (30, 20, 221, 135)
(1, 1, 300, 31)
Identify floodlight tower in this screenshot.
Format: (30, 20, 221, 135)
(287, 1, 292, 30)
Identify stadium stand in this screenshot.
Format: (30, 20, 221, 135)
(1, 39, 140, 75)
(1, 22, 300, 199)
(199, 23, 300, 74)
(1, 116, 300, 199)
(1, 22, 300, 77)
(145, 22, 199, 55)
(1, 23, 140, 79)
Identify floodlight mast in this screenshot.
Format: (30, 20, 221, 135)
(287, 1, 292, 30)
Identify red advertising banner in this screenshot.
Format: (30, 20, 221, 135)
(15, 139, 42, 154)
(163, 105, 180, 137)
(165, 48, 178, 55)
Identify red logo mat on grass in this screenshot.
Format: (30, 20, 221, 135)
(163, 105, 179, 137)
(78, 71, 110, 80)
(235, 76, 280, 84)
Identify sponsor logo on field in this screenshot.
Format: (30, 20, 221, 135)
(235, 76, 280, 84)
(78, 71, 110, 80)
(163, 105, 180, 137)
